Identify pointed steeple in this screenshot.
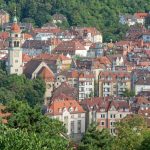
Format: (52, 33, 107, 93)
(11, 7, 20, 33)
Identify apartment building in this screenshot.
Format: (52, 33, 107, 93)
(99, 71, 131, 97)
(78, 72, 95, 101)
(46, 100, 85, 140)
(81, 97, 131, 135)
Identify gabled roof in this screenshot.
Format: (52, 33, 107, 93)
(38, 67, 54, 81)
(0, 32, 9, 40)
(52, 82, 78, 101)
(23, 59, 43, 78)
(54, 39, 86, 52)
(134, 13, 149, 19)
(47, 100, 85, 115)
(81, 97, 130, 112)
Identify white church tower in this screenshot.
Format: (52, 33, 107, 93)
(7, 15, 23, 75)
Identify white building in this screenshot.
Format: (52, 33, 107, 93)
(78, 72, 95, 101)
(7, 16, 23, 75)
(46, 100, 85, 139)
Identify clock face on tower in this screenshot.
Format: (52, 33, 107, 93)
(14, 51, 19, 57)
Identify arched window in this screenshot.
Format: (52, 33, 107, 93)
(14, 41, 19, 47)
(17, 41, 19, 47)
(14, 41, 17, 47)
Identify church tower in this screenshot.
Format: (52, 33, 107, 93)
(7, 14, 23, 75)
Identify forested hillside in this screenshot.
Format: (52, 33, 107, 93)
(1, 0, 150, 41)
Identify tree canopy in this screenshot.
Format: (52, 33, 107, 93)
(0, 68, 46, 107)
(0, 100, 71, 150)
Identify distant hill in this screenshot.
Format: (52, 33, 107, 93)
(1, 0, 150, 41)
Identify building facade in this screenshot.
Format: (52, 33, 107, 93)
(46, 100, 85, 140)
(99, 71, 131, 97)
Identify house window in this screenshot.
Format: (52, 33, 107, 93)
(101, 122, 105, 126)
(70, 121, 74, 133)
(110, 122, 115, 127)
(77, 120, 81, 133)
(101, 114, 105, 118)
(120, 114, 122, 118)
(15, 69, 18, 72)
(110, 114, 116, 118)
(78, 114, 81, 118)
(110, 128, 115, 134)
(15, 60, 18, 63)
(9, 41, 12, 47)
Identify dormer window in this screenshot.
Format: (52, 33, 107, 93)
(69, 107, 73, 112)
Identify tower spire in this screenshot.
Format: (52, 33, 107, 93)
(13, 6, 17, 23)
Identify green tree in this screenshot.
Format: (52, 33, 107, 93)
(0, 100, 71, 150)
(122, 89, 135, 97)
(79, 123, 113, 150)
(112, 114, 147, 150)
(138, 130, 150, 150)
(0, 71, 45, 107)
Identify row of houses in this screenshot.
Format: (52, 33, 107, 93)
(45, 96, 150, 139)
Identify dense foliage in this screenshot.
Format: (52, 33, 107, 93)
(1, 0, 150, 41)
(79, 123, 113, 150)
(0, 100, 70, 150)
(0, 68, 46, 107)
(79, 115, 150, 150)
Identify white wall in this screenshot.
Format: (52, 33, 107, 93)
(135, 85, 150, 94)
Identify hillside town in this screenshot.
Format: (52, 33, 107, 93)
(0, 9, 150, 145)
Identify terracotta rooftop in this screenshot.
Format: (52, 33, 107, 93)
(22, 53, 31, 63)
(38, 67, 54, 81)
(52, 82, 78, 101)
(81, 97, 129, 112)
(11, 22, 21, 33)
(47, 100, 85, 115)
(54, 39, 86, 52)
(134, 12, 149, 19)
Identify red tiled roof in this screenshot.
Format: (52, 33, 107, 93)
(52, 82, 78, 100)
(99, 71, 131, 82)
(22, 53, 31, 63)
(0, 32, 9, 40)
(32, 28, 62, 34)
(34, 53, 71, 61)
(48, 100, 85, 115)
(11, 23, 21, 33)
(81, 97, 129, 112)
(38, 67, 54, 81)
(79, 72, 94, 79)
(134, 13, 149, 19)
(23, 33, 32, 39)
(51, 93, 73, 101)
(54, 39, 86, 52)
